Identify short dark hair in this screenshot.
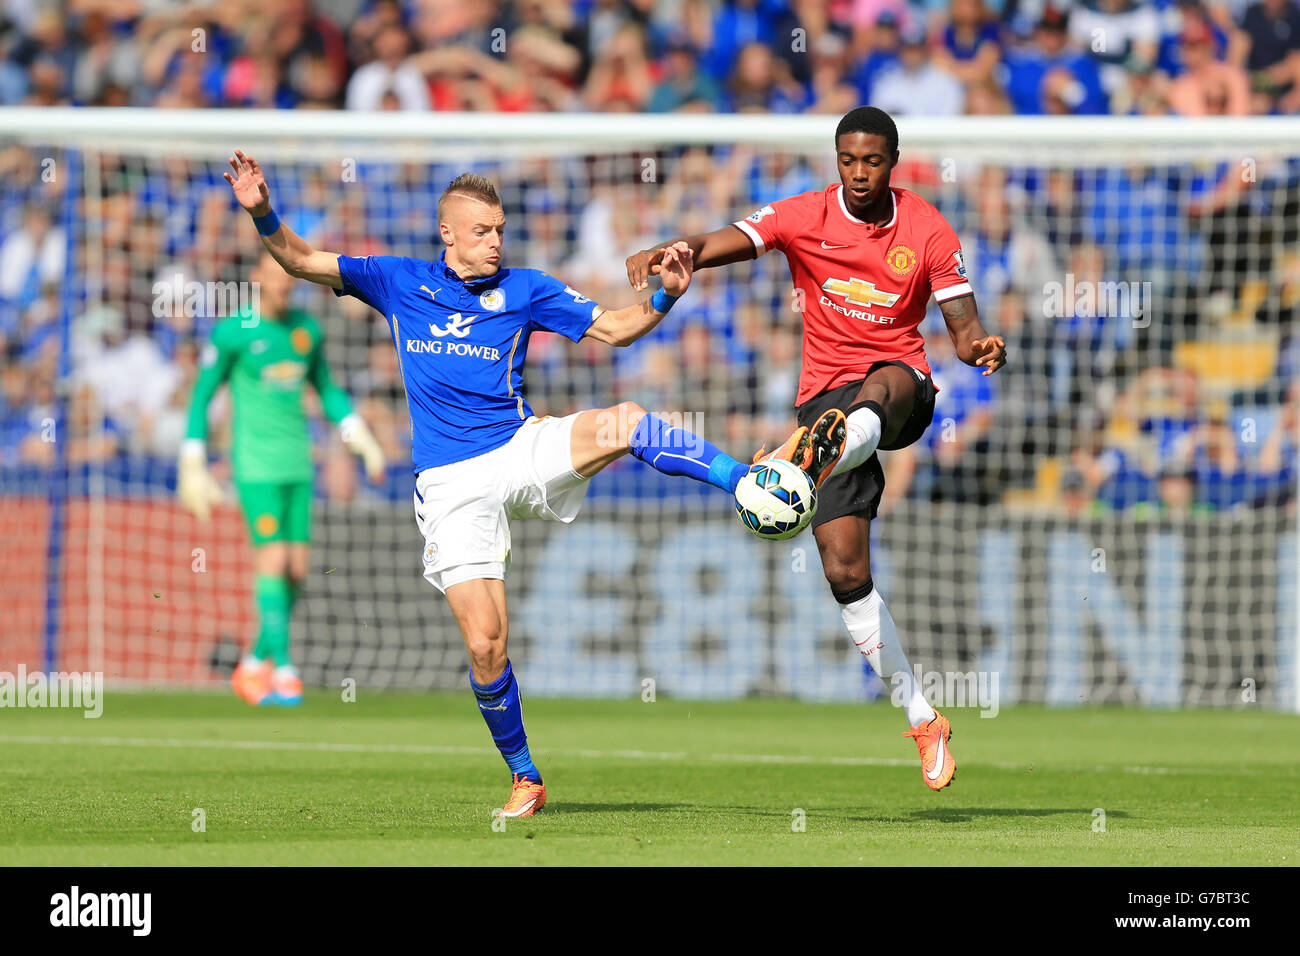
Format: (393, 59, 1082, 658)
(835, 106, 899, 154)
(437, 173, 501, 222)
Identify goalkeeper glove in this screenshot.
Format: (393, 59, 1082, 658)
(340, 413, 387, 484)
(177, 440, 224, 521)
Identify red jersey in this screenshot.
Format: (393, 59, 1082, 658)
(733, 184, 972, 405)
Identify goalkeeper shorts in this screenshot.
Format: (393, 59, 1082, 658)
(236, 479, 313, 546)
(412, 413, 590, 593)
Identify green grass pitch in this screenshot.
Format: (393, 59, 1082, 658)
(1, 692, 1296, 866)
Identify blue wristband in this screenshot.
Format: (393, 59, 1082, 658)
(651, 287, 679, 314)
(252, 209, 281, 236)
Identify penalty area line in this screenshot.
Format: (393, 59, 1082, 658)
(0, 733, 1278, 776)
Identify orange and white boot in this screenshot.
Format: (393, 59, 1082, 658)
(753, 409, 847, 488)
(231, 657, 272, 706)
(902, 710, 956, 791)
(495, 773, 547, 818)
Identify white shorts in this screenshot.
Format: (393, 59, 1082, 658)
(413, 413, 590, 593)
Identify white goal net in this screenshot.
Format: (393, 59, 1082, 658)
(2, 109, 1297, 710)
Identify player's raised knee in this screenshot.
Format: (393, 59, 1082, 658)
(593, 400, 646, 450)
(822, 556, 872, 602)
(614, 400, 646, 437)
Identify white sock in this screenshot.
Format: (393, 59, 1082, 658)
(840, 588, 936, 727)
(830, 406, 882, 478)
(272, 665, 299, 680)
(240, 654, 263, 670)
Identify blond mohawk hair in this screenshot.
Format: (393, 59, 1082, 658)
(437, 173, 501, 223)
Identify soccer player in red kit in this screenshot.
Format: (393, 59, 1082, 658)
(627, 107, 1007, 791)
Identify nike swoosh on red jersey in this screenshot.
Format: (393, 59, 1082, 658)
(820, 241, 849, 249)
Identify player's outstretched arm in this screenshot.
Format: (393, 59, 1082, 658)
(586, 242, 694, 346)
(223, 148, 343, 290)
(625, 225, 753, 292)
(940, 294, 1007, 376)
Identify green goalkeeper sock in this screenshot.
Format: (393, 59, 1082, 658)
(253, 575, 294, 668)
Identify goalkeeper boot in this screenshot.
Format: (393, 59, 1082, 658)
(231, 657, 272, 706)
(495, 773, 547, 818)
(902, 709, 956, 791)
(261, 666, 304, 707)
(753, 409, 847, 489)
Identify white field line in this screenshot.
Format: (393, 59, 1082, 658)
(0, 733, 1280, 777)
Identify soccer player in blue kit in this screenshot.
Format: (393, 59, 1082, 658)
(223, 151, 834, 817)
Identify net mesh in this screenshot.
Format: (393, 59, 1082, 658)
(1, 121, 1295, 708)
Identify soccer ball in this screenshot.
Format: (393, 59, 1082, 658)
(734, 459, 817, 540)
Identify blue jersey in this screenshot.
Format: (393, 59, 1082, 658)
(336, 252, 598, 471)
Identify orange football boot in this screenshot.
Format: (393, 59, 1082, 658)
(902, 710, 956, 791)
(231, 658, 272, 706)
(753, 409, 847, 488)
(495, 773, 547, 818)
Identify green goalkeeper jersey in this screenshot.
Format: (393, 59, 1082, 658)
(185, 308, 354, 483)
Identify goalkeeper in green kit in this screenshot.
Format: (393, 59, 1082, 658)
(179, 251, 386, 706)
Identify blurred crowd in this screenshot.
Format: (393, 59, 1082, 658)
(2, 136, 1296, 516)
(3, 0, 1300, 116)
(0, 0, 1297, 516)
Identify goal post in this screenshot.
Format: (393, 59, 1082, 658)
(1, 107, 1296, 710)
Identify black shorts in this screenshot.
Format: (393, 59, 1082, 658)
(796, 360, 937, 528)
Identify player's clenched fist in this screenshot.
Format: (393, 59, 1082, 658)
(223, 148, 272, 217)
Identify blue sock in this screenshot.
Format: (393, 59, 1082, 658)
(629, 414, 749, 493)
(469, 660, 541, 783)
